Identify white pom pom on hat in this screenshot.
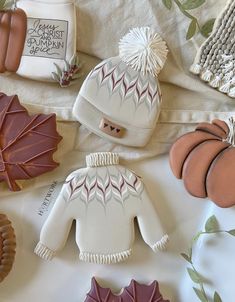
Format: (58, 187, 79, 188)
(119, 26, 168, 77)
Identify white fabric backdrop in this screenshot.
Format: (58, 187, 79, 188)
(0, 0, 233, 164)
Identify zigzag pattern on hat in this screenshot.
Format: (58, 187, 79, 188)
(88, 60, 160, 108)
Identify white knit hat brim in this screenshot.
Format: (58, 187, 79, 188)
(73, 95, 155, 147)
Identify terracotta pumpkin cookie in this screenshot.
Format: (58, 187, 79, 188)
(169, 118, 235, 208)
(0, 93, 62, 191)
(85, 278, 170, 302)
(0, 214, 16, 282)
(0, 7, 27, 73)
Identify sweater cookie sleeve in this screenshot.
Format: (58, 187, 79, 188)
(136, 185, 169, 252)
(34, 175, 75, 261)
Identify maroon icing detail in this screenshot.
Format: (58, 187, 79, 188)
(99, 117, 125, 138)
(0, 93, 62, 191)
(85, 278, 170, 302)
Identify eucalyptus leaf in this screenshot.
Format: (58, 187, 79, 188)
(162, 0, 172, 10)
(182, 0, 205, 10)
(181, 253, 192, 263)
(0, 0, 6, 10)
(187, 268, 202, 283)
(201, 18, 215, 38)
(188, 246, 192, 258)
(51, 72, 60, 82)
(186, 19, 197, 40)
(193, 231, 202, 242)
(214, 291, 222, 302)
(228, 229, 235, 236)
(53, 63, 62, 77)
(193, 287, 208, 302)
(64, 60, 70, 72)
(205, 215, 218, 232)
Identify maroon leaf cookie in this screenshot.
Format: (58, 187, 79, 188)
(169, 118, 235, 208)
(0, 93, 62, 191)
(0, 214, 16, 282)
(85, 278, 170, 302)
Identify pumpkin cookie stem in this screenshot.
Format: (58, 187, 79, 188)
(226, 117, 235, 146)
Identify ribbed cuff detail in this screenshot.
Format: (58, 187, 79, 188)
(152, 234, 169, 252)
(34, 242, 55, 261)
(86, 152, 119, 167)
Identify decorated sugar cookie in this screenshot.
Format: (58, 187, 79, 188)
(85, 278, 170, 302)
(0, 3, 27, 73)
(169, 118, 235, 208)
(0, 93, 62, 191)
(73, 27, 168, 147)
(0, 214, 16, 283)
(190, 0, 235, 98)
(15, 0, 78, 83)
(35, 152, 169, 263)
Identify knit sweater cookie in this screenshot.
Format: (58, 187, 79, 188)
(35, 152, 169, 264)
(190, 0, 235, 98)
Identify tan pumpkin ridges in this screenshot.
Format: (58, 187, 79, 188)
(0, 8, 27, 73)
(169, 131, 221, 179)
(206, 147, 235, 208)
(182, 140, 230, 198)
(169, 119, 235, 208)
(0, 214, 16, 283)
(0, 11, 11, 73)
(196, 121, 228, 139)
(212, 119, 229, 135)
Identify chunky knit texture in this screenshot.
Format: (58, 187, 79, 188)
(190, 0, 235, 98)
(35, 152, 168, 263)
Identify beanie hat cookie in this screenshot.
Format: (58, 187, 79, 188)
(35, 152, 169, 263)
(73, 27, 168, 147)
(0, 0, 79, 85)
(190, 0, 235, 98)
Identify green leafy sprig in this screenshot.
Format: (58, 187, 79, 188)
(181, 215, 235, 302)
(0, 0, 7, 10)
(52, 53, 83, 88)
(162, 0, 215, 40)
(0, 0, 15, 10)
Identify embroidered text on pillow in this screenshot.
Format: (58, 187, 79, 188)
(23, 18, 68, 60)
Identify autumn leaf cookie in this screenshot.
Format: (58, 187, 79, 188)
(0, 214, 16, 283)
(85, 278, 170, 302)
(0, 93, 62, 191)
